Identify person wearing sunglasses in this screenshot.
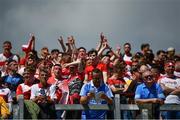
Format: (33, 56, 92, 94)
(135, 70, 165, 119)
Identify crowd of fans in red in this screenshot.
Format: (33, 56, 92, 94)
(0, 33, 180, 119)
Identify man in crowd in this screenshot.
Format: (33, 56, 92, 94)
(140, 43, 150, 55)
(50, 49, 60, 65)
(123, 43, 132, 70)
(16, 67, 37, 100)
(153, 50, 166, 74)
(39, 47, 49, 60)
(159, 61, 180, 119)
(2, 60, 23, 92)
(80, 68, 113, 119)
(167, 47, 176, 60)
(135, 70, 165, 119)
(0, 41, 19, 75)
(174, 61, 180, 78)
(30, 69, 57, 119)
(84, 49, 108, 83)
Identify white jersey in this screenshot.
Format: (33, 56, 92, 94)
(159, 76, 180, 104)
(159, 77, 180, 89)
(123, 54, 132, 64)
(0, 53, 19, 71)
(0, 87, 12, 102)
(30, 83, 56, 100)
(123, 54, 132, 71)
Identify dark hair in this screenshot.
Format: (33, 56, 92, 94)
(88, 49, 98, 56)
(51, 49, 60, 54)
(145, 50, 154, 62)
(124, 42, 131, 47)
(141, 43, 150, 50)
(78, 47, 86, 52)
(92, 68, 102, 75)
(7, 59, 17, 65)
(24, 66, 36, 73)
(131, 66, 139, 73)
(3, 41, 11, 45)
(134, 52, 144, 58)
(39, 68, 49, 74)
(54, 64, 61, 68)
(151, 66, 160, 74)
(29, 50, 39, 60)
(156, 50, 165, 56)
(106, 50, 112, 55)
(113, 61, 126, 73)
(103, 54, 111, 58)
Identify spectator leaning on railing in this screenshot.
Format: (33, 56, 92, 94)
(30, 69, 57, 119)
(159, 61, 180, 119)
(0, 33, 180, 119)
(135, 70, 165, 119)
(80, 68, 113, 119)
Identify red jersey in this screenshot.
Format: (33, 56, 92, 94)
(16, 83, 32, 100)
(107, 78, 126, 88)
(85, 63, 107, 81)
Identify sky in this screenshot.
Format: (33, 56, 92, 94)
(0, 0, 179, 55)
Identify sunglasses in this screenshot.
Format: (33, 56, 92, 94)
(144, 75, 153, 80)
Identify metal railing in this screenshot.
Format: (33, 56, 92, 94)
(13, 94, 180, 119)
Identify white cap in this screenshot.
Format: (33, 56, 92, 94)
(167, 47, 175, 52)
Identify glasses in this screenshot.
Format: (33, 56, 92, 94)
(144, 75, 153, 80)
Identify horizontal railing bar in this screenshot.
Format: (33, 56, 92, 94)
(55, 104, 114, 110)
(55, 104, 180, 111)
(120, 104, 139, 110)
(160, 104, 180, 111)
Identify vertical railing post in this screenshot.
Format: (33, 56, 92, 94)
(114, 94, 121, 119)
(141, 109, 148, 120)
(140, 103, 153, 119)
(12, 104, 19, 119)
(18, 95, 24, 119)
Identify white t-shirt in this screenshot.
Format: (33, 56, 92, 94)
(30, 83, 56, 100)
(159, 77, 180, 104)
(0, 53, 19, 71)
(159, 77, 180, 89)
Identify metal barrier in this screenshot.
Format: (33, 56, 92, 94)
(13, 94, 180, 119)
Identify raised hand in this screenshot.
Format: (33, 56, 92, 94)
(100, 32, 104, 43)
(102, 42, 109, 49)
(67, 36, 74, 44)
(58, 36, 64, 43)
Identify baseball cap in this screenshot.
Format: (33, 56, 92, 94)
(167, 47, 175, 52)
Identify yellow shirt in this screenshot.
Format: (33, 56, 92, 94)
(0, 96, 10, 118)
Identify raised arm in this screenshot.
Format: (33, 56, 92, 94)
(110, 46, 121, 61)
(68, 36, 78, 61)
(96, 32, 104, 52)
(58, 36, 66, 52)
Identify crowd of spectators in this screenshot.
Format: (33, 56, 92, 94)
(0, 33, 180, 119)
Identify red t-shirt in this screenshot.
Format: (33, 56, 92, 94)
(107, 78, 126, 87)
(85, 63, 107, 81)
(61, 67, 70, 79)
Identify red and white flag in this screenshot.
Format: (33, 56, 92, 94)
(22, 34, 35, 52)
